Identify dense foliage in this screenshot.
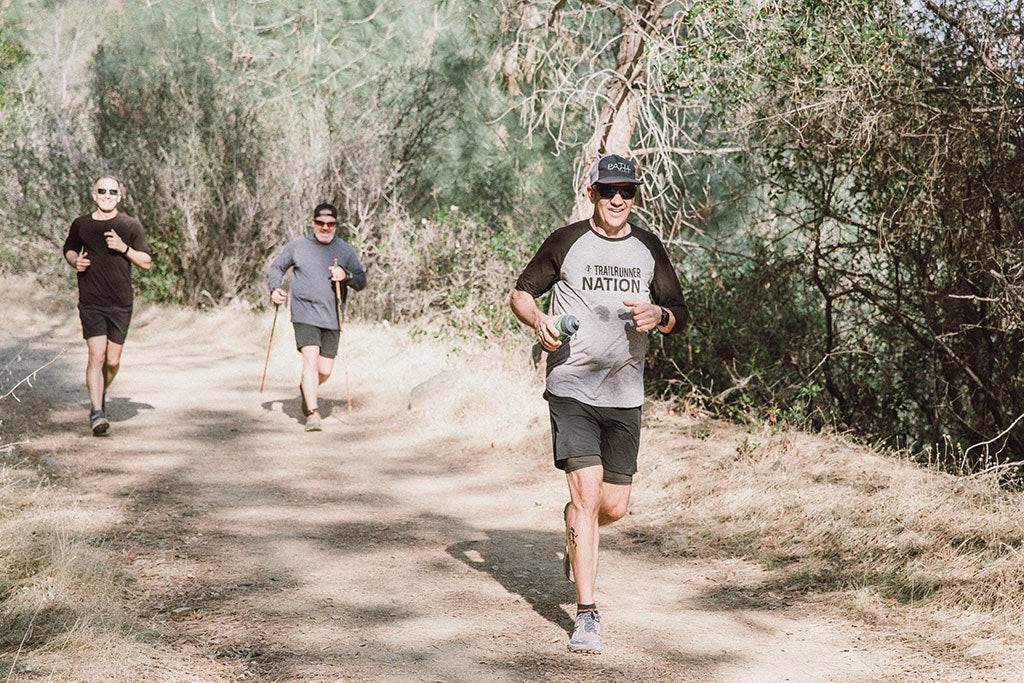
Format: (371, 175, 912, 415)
(0, 0, 568, 308)
(2, 0, 1022, 470)
(663, 0, 1024, 468)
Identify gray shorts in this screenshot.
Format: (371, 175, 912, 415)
(293, 323, 339, 358)
(546, 392, 640, 485)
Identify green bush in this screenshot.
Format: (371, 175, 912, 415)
(650, 241, 830, 429)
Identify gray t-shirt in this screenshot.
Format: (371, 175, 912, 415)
(515, 220, 687, 408)
(268, 234, 366, 330)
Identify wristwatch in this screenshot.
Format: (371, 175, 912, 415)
(659, 307, 670, 327)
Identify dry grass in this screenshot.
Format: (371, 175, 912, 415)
(0, 459, 173, 680)
(0, 276, 180, 680)
(349, 209, 527, 341)
(631, 403, 1024, 672)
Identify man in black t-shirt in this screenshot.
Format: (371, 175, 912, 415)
(62, 175, 152, 435)
(511, 154, 687, 654)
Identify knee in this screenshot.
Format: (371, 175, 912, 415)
(318, 371, 331, 384)
(568, 497, 600, 520)
(87, 349, 106, 367)
(104, 358, 120, 372)
(600, 500, 629, 524)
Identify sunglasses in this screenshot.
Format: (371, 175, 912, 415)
(96, 188, 119, 195)
(593, 184, 637, 200)
(314, 219, 337, 227)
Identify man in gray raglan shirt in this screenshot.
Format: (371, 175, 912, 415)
(269, 203, 366, 431)
(510, 155, 687, 654)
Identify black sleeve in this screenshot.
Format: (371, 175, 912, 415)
(637, 229, 688, 334)
(514, 221, 589, 297)
(62, 219, 82, 254)
(127, 217, 150, 254)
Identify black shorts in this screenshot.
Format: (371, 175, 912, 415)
(78, 304, 133, 345)
(293, 323, 339, 358)
(546, 392, 641, 485)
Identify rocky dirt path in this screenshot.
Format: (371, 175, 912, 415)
(5, 298, 946, 681)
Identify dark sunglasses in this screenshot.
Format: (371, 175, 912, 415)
(96, 188, 119, 195)
(314, 219, 337, 227)
(594, 184, 637, 200)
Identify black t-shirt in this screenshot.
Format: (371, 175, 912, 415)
(62, 213, 150, 308)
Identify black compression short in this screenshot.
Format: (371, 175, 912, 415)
(546, 392, 640, 485)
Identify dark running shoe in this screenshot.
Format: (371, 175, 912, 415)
(563, 502, 574, 584)
(568, 610, 602, 654)
(90, 409, 110, 436)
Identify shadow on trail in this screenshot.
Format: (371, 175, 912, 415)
(1, 325, 79, 444)
(1, 325, 76, 396)
(259, 394, 356, 424)
(694, 582, 796, 613)
(102, 396, 155, 423)
(613, 525, 833, 614)
(448, 530, 574, 635)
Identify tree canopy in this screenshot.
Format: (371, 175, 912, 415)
(2, 0, 1023, 471)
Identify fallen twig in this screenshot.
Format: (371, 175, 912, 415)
(0, 348, 66, 402)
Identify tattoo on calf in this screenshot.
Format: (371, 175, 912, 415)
(568, 526, 578, 549)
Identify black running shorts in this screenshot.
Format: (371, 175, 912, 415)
(78, 304, 133, 345)
(293, 322, 339, 358)
(546, 392, 640, 485)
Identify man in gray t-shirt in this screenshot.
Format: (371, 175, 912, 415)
(268, 203, 366, 431)
(510, 154, 687, 654)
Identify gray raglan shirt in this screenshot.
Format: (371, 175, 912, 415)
(515, 220, 687, 408)
(268, 234, 367, 330)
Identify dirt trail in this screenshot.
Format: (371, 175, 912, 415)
(4, 295, 948, 681)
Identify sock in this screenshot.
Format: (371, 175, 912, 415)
(576, 603, 597, 615)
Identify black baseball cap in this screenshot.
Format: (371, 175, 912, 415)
(588, 154, 643, 186)
(313, 203, 338, 220)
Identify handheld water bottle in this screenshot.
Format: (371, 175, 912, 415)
(553, 314, 579, 340)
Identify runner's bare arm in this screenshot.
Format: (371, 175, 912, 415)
(509, 288, 561, 351)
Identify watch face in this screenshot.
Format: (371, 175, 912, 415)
(660, 309, 670, 326)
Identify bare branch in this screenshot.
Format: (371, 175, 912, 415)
(580, 0, 632, 24)
(632, 146, 748, 157)
(0, 348, 66, 402)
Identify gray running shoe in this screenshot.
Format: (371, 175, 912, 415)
(304, 410, 323, 432)
(563, 502, 574, 583)
(90, 409, 110, 435)
(567, 611, 602, 654)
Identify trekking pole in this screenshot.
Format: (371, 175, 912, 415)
(259, 304, 279, 393)
(333, 259, 352, 413)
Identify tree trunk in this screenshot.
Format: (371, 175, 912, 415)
(570, 0, 667, 221)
